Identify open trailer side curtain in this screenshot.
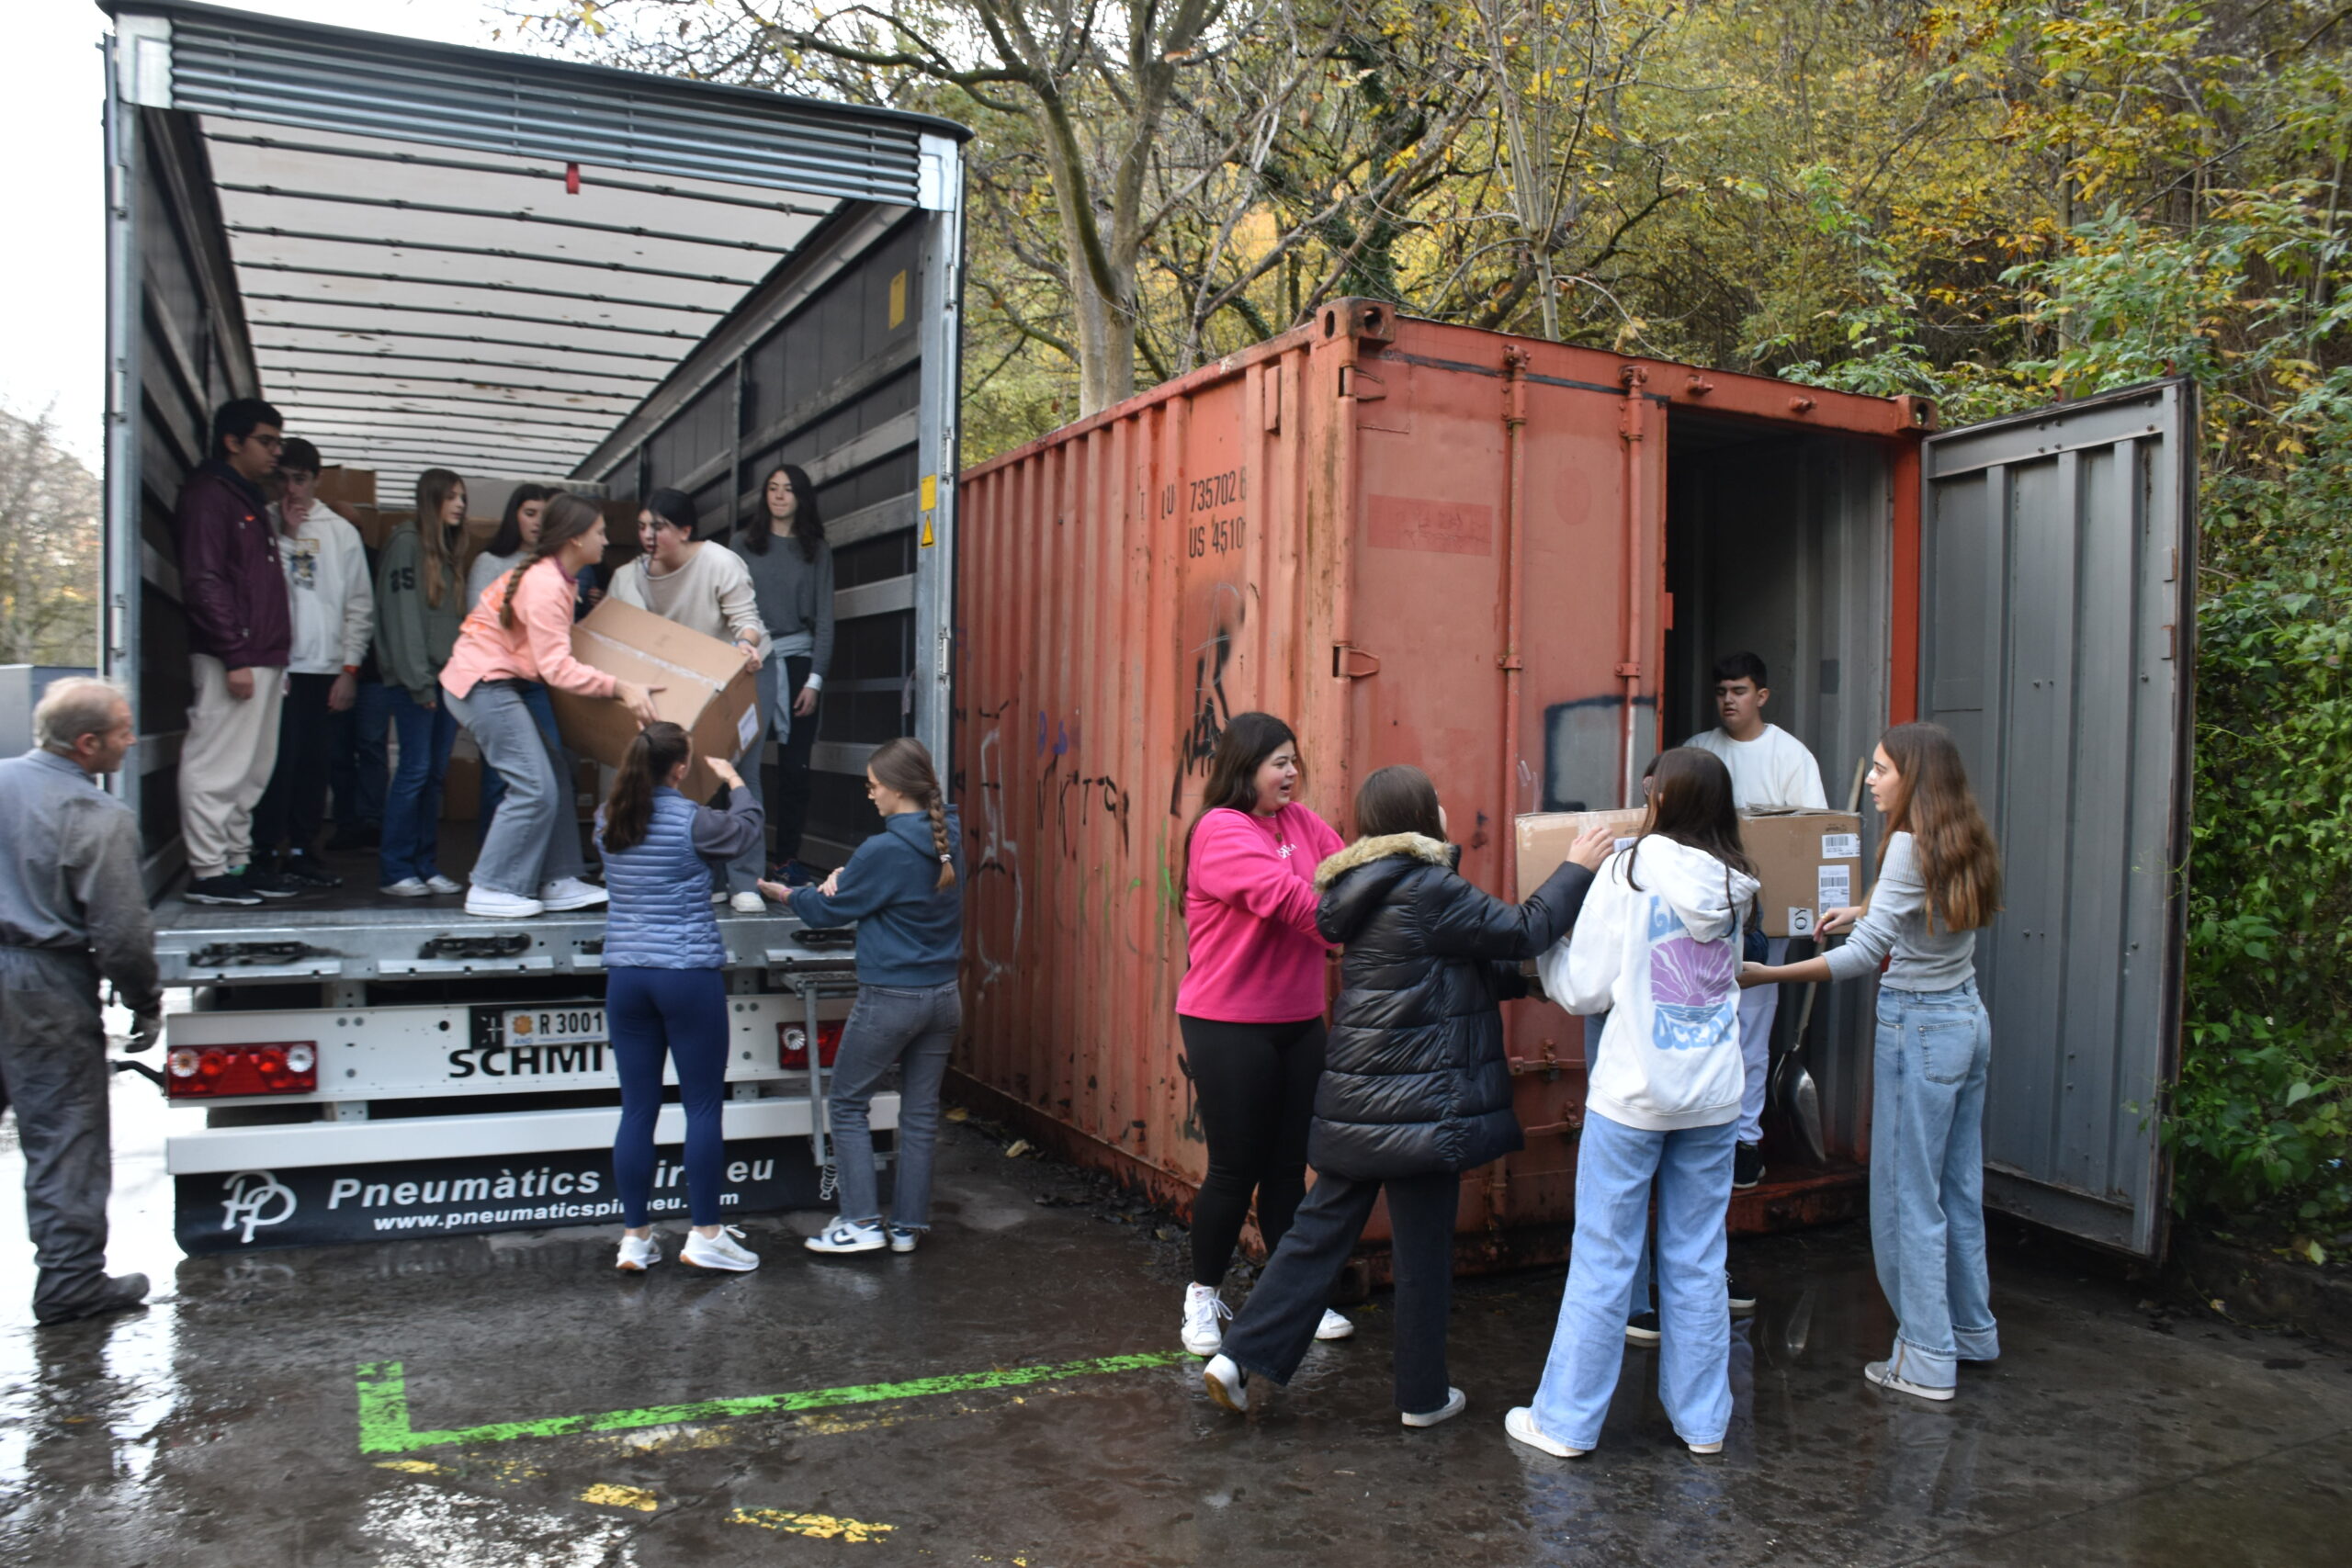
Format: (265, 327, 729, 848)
(1920, 378, 2198, 1260)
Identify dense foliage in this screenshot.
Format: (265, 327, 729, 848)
(541, 0, 2352, 1249)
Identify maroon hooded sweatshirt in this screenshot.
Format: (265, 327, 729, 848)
(174, 459, 291, 670)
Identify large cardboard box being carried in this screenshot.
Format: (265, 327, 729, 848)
(1740, 809, 1865, 940)
(548, 596, 757, 803)
(1514, 807, 1650, 896)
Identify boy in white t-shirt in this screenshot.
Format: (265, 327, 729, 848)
(1685, 652, 1826, 1190)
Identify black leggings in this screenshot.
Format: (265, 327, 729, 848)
(766, 654, 819, 867)
(1179, 1013, 1326, 1286)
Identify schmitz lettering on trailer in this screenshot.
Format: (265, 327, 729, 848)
(447, 1040, 609, 1079)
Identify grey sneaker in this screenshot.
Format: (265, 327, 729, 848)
(1401, 1387, 1466, 1428)
(888, 1224, 920, 1254)
(36, 1272, 151, 1326)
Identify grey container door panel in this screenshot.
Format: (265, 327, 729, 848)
(1919, 378, 2197, 1259)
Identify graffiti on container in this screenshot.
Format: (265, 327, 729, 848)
(1037, 711, 1079, 758)
(1055, 770, 1132, 857)
(970, 702, 1023, 990)
(1170, 582, 1246, 817)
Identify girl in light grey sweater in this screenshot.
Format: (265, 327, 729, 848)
(1740, 721, 2004, 1405)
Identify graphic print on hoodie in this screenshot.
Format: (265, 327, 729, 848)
(1647, 897, 1739, 1051)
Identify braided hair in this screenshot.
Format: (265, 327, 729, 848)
(499, 491, 605, 630)
(867, 737, 955, 891)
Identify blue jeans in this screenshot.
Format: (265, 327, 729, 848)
(1583, 1013, 1653, 1317)
(477, 681, 562, 829)
(379, 688, 455, 886)
(607, 966, 729, 1228)
(1871, 980, 1998, 1389)
(1531, 1111, 1736, 1450)
(445, 682, 582, 897)
(827, 979, 959, 1228)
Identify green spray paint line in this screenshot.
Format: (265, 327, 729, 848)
(356, 1351, 1184, 1454)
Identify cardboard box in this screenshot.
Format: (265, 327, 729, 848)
(1514, 807, 1649, 896)
(548, 596, 757, 802)
(314, 466, 377, 510)
(1740, 809, 1866, 939)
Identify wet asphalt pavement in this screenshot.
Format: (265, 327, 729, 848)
(3, 1075, 2347, 1568)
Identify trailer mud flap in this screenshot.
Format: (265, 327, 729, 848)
(176, 1135, 826, 1253)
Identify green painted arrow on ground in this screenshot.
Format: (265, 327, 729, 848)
(356, 1350, 1187, 1454)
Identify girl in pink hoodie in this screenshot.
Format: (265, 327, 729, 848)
(1174, 712, 1348, 1359)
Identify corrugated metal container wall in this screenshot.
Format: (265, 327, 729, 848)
(954, 301, 1933, 1264)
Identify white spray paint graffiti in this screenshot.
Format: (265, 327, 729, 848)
(972, 718, 1023, 988)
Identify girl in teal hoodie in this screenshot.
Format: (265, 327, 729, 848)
(761, 738, 963, 1256)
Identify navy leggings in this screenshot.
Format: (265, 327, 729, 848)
(607, 966, 729, 1227)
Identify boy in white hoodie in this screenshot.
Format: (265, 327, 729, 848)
(1508, 748, 1758, 1460)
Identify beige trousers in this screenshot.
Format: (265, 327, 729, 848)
(180, 654, 286, 878)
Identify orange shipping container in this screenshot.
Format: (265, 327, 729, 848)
(952, 302, 2198, 1266)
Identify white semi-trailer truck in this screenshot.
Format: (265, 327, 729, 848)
(98, 0, 965, 1251)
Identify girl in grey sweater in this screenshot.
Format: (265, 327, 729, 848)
(1741, 722, 2004, 1404)
(731, 464, 833, 889)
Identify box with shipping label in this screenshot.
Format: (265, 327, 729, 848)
(548, 595, 758, 803)
(1514, 807, 1650, 897)
(1739, 809, 1866, 939)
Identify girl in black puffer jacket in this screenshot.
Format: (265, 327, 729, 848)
(1203, 765, 1611, 1427)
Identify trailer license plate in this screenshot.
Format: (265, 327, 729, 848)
(501, 1007, 606, 1044)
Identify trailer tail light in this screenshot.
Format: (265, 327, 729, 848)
(164, 1042, 319, 1099)
(778, 1021, 844, 1069)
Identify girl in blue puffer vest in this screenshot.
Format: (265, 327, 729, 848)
(597, 721, 763, 1274)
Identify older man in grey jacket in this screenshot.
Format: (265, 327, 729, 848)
(0, 678, 161, 1325)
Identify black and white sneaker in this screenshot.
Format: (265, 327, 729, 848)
(1726, 1273, 1758, 1314)
(185, 874, 265, 908)
(1625, 1310, 1662, 1346)
(1734, 1141, 1765, 1190)
(277, 853, 342, 890)
(241, 867, 303, 900)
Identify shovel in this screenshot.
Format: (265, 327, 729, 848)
(1770, 754, 1866, 1166)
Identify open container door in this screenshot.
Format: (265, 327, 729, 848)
(1917, 379, 2198, 1259)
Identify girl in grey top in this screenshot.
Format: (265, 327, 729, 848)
(1739, 722, 2004, 1404)
(729, 463, 833, 890)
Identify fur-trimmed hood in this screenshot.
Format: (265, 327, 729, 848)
(1314, 832, 1458, 945)
(1314, 831, 1453, 890)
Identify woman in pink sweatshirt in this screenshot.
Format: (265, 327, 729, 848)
(1175, 711, 1348, 1358)
(441, 493, 659, 919)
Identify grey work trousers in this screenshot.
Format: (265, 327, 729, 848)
(0, 948, 116, 1321)
(827, 979, 960, 1229)
(445, 681, 584, 897)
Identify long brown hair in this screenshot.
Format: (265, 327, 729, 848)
(869, 737, 956, 891)
(1876, 722, 2003, 931)
(1180, 711, 1299, 899)
(1354, 763, 1444, 841)
(414, 468, 466, 609)
(600, 721, 692, 854)
(498, 492, 604, 629)
(1625, 747, 1755, 890)
(741, 463, 823, 560)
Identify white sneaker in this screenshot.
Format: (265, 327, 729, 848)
(1864, 1359, 1955, 1402)
(805, 1218, 887, 1254)
(1315, 1307, 1355, 1341)
(680, 1225, 760, 1271)
(465, 887, 544, 919)
(540, 876, 608, 911)
(1402, 1387, 1466, 1428)
(887, 1224, 920, 1253)
(423, 874, 463, 896)
(1687, 1438, 1724, 1454)
(1202, 1353, 1249, 1414)
(380, 877, 431, 897)
(730, 890, 766, 913)
(711, 890, 728, 903)
(616, 1233, 661, 1272)
(1182, 1282, 1231, 1356)
(1504, 1405, 1587, 1458)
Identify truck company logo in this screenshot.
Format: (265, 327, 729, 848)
(220, 1170, 298, 1244)
(447, 1040, 609, 1079)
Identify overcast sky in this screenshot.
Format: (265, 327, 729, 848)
(4, 1, 520, 464)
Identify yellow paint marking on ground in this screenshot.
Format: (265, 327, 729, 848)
(730, 1507, 893, 1541)
(579, 1483, 658, 1511)
(375, 1460, 448, 1475)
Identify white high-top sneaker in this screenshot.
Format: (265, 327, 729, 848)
(1182, 1282, 1231, 1356)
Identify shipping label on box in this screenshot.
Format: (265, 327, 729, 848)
(1515, 807, 1649, 896)
(1739, 809, 1866, 940)
(548, 596, 757, 803)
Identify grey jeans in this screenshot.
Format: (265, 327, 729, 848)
(446, 682, 583, 897)
(828, 979, 960, 1228)
(0, 948, 115, 1321)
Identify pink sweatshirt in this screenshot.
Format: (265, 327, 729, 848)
(1175, 804, 1344, 1023)
(439, 557, 619, 702)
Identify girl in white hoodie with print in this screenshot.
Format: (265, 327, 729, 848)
(1508, 747, 1759, 1460)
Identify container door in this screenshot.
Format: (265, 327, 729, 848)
(1917, 379, 2197, 1258)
